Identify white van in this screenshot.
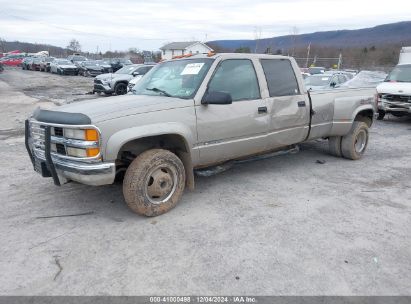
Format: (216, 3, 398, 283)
(376, 47, 411, 119)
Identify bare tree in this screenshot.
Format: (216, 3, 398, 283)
(67, 39, 81, 53)
(0, 37, 6, 53)
(290, 26, 299, 57)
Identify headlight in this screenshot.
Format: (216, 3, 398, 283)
(64, 128, 99, 141)
(66, 147, 87, 157)
(63, 128, 100, 158)
(66, 147, 100, 158)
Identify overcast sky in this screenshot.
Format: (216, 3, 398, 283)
(0, 0, 410, 52)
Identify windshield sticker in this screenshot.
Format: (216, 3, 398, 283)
(181, 63, 205, 75)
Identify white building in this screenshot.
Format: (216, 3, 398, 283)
(160, 41, 214, 60)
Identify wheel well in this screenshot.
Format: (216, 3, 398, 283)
(115, 81, 128, 86)
(354, 109, 373, 127)
(116, 134, 194, 190)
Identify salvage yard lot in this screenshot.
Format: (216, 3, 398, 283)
(0, 68, 410, 295)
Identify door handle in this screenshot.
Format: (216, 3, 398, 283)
(258, 106, 267, 114)
(298, 101, 306, 107)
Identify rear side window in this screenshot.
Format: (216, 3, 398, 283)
(260, 59, 300, 97)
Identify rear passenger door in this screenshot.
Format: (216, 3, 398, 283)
(259, 59, 310, 149)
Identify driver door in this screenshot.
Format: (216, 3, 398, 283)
(196, 59, 269, 166)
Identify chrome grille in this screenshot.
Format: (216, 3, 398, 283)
(382, 94, 411, 103)
(54, 127, 63, 136)
(30, 121, 67, 157)
(28, 119, 101, 162)
(30, 122, 46, 151)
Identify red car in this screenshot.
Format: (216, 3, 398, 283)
(1, 54, 25, 67)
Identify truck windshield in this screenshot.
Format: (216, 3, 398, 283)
(132, 58, 214, 99)
(385, 65, 411, 82)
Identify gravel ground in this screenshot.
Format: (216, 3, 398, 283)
(0, 68, 410, 295)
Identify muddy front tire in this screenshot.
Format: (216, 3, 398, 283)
(123, 149, 186, 217)
(341, 121, 369, 160)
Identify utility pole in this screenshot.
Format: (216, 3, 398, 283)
(305, 42, 311, 68)
(254, 26, 262, 53)
(337, 53, 343, 70)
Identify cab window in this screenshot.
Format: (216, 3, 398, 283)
(260, 59, 300, 97)
(207, 59, 260, 101)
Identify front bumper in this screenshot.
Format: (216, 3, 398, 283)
(93, 82, 112, 93)
(25, 120, 116, 186)
(85, 70, 104, 77)
(379, 102, 411, 114)
(378, 94, 411, 114)
(61, 68, 78, 75)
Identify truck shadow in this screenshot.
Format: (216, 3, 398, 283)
(36, 140, 331, 219)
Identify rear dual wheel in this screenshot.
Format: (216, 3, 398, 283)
(328, 121, 369, 160)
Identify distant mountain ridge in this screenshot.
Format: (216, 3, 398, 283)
(1, 40, 68, 56)
(208, 21, 411, 52)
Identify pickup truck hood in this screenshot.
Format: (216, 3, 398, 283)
(55, 94, 192, 123)
(377, 82, 411, 95)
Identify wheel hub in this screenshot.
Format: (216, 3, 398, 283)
(355, 130, 367, 153)
(145, 166, 177, 204)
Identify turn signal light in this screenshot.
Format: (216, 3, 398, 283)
(86, 148, 100, 157)
(85, 129, 99, 141)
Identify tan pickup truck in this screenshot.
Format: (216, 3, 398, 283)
(25, 54, 377, 216)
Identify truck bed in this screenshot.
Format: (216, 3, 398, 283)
(308, 87, 377, 140)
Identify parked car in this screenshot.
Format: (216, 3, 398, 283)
(22, 57, 33, 70)
(25, 53, 376, 217)
(127, 65, 156, 91)
(30, 57, 43, 71)
(50, 59, 79, 75)
(94, 64, 154, 95)
(308, 66, 326, 75)
(1, 54, 25, 67)
(77, 60, 104, 77)
(67, 55, 87, 64)
(95, 60, 112, 73)
(305, 72, 350, 90)
(338, 71, 387, 89)
(376, 64, 411, 119)
(109, 58, 133, 72)
(39, 57, 55, 72)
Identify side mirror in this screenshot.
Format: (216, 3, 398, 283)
(132, 71, 140, 76)
(202, 91, 232, 105)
